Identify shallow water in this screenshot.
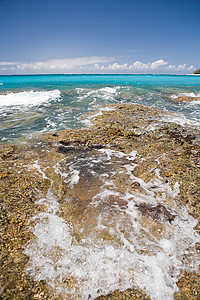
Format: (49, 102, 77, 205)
(0, 74, 200, 142)
(1, 75, 200, 299)
(25, 149, 199, 300)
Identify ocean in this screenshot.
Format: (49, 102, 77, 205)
(1, 74, 200, 299)
(0, 74, 200, 142)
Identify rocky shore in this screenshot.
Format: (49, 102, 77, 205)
(0, 103, 199, 299)
(172, 96, 200, 102)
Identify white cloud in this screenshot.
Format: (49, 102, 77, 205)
(177, 64, 187, 70)
(94, 59, 195, 73)
(0, 57, 195, 74)
(0, 57, 114, 74)
(168, 64, 177, 70)
(150, 59, 168, 69)
(129, 61, 149, 70)
(166, 63, 195, 72)
(130, 59, 168, 70)
(0, 61, 19, 66)
(18, 57, 113, 71)
(106, 63, 128, 70)
(94, 59, 169, 72)
(187, 65, 195, 71)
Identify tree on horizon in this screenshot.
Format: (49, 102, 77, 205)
(194, 68, 200, 74)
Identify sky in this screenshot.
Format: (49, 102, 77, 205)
(0, 0, 199, 74)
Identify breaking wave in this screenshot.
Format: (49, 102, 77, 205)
(0, 89, 61, 107)
(76, 86, 122, 102)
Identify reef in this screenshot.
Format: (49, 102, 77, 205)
(173, 96, 200, 102)
(0, 103, 199, 299)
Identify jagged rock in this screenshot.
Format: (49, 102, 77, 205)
(1, 103, 199, 299)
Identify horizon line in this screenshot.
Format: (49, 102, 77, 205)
(0, 73, 198, 76)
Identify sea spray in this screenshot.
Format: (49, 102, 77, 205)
(0, 89, 61, 107)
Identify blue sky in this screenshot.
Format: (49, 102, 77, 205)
(0, 0, 199, 74)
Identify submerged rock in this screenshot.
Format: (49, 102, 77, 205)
(0, 103, 199, 299)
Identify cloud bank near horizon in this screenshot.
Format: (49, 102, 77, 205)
(95, 59, 195, 73)
(0, 57, 195, 74)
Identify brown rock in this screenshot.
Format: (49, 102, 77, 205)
(174, 96, 200, 102)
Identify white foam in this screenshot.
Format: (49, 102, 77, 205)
(172, 92, 200, 99)
(98, 148, 126, 160)
(25, 151, 200, 300)
(0, 89, 61, 107)
(99, 86, 120, 96)
(163, 113, 200, 127)
(82, 106, 115, 127)
(54, 158, 80, 186)
(33, 160, 49, 180)
(69, 169, 80, 186)
(76, 86, 121, 102)
(171, 92, 200, 105)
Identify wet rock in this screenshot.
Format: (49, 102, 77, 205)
(58, 145, 80, 154)
(136, 203, 177, 224)
(0, 144, 15, 160)
(1, 103, 200, 299)
(174, 96, 200, 102)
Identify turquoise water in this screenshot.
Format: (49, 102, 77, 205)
(0, 74, 200, 142)
(1, 74, 200, 90)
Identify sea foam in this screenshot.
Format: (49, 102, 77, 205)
(163, 113, 200, 127)
(171, 92, 200, 103)
(82, 106, 115, 127)
(0, 89, 61, 107)
(76, 86, 121, 102)
(25, 149, 200, 300)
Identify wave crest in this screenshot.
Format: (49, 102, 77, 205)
(0, 89, 61, 107)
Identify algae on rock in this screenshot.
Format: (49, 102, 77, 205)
(0, 104, 199, 299)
